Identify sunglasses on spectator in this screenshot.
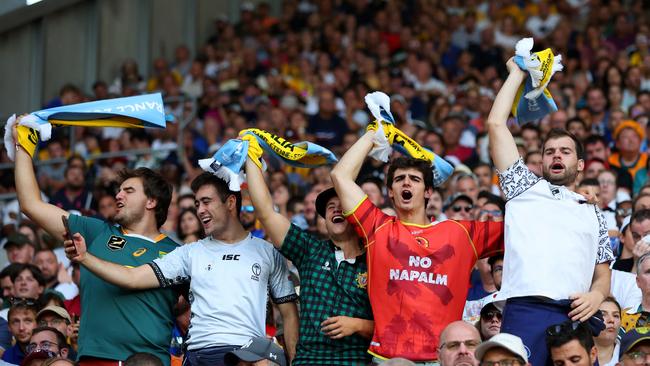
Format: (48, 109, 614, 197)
(546, 320, 581, 336)
(9, 297, 37, 307)
(480, 209, 503, 217)
(241, 205, 255, 213)
(635, 312, 650, 328)
(439, 339, 480, 351)
(26, 341, 59, 354)
(481, 311, 503, 321)
(452, 205, 473, 213)
(624, 351, 650, 364)
(617, 208, 633, 216)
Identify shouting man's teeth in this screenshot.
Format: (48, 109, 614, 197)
(332, 215, 345, 223)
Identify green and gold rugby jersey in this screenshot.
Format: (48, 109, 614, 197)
(69, 215, 180, 365)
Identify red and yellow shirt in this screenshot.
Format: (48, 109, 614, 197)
(346, 197, 503, 361)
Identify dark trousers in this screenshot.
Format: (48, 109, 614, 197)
(182, 345, 240, 366)
(501, 297, 604, 366)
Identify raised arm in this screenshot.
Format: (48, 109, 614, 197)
(14, 124, 68, 240)
(65, 233, 159, 290)
(330, 131, 375, 213)
(486, 58, 527, 172)
(244, 158, 291, 248)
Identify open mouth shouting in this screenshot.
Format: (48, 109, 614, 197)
(550, 162, 564, 174)
(401, 190, 413, 201)
(331, 214, 345, 224)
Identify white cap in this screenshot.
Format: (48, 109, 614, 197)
(475, 333, 529, 363)
(621, 215, 631, 233)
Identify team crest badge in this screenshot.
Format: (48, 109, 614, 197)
(106, 235, 126, 251)
(132, 248, 147, 257)
(356, 272, 368, 289)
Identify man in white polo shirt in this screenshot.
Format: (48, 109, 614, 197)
(64, 172, 299, 366)
(486, 58, 613, 366)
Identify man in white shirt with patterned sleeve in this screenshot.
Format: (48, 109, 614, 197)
(65, 172, 298, 366)
(486, 58, 614, 366)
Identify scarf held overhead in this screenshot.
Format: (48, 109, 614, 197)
(199, 129, 338, 191)
(364, 91, 453, 187)
(3, 93, 169, 161)
(511, 38, 564, 124)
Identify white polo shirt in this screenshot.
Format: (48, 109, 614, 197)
(150, 234, 296, 350)
(496, 159, 614, 302)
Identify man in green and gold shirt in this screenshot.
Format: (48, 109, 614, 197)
(13, 120, 180, 365)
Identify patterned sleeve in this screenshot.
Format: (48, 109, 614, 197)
(496, 158, 541, 201)
(149, 244, 191, 287)
(595, 206, 615, 264)
(269, 250, 298, 304)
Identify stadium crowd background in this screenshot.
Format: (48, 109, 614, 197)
(0, 0, 650, 364)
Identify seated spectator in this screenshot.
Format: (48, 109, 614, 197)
(475, 333, 530, 366)
(33, 250, 77, 300)
(594, 297, 621, 366)
(443, 194, 475, 221)
(609, 120, 647, 184)
(545, 321, 597, 366)
(11, 264, 46, 303)
(622, 251, 650, 331)
(477, 303, 502, 341)
(0, 263, 22, 303)
(614, 209, 650, 273)
(35, 306, 71, 342)
(49, 159, 95, 214)
(4, 234, 35, 265)
(438, 321, 481, 366)
(618, 328, 650, 366)
(224, 337, 286, 366)
(24, 326, 70, 363)
(2, 301, 38, 364)
(175, 208, 204, 244)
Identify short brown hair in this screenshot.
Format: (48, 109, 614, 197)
(542, 129, 585, 160)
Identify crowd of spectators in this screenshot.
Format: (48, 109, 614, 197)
(0, 0, 650, 365)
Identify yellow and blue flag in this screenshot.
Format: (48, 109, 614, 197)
(18, 93, 168, 141)
(199, 128, 338, 191)
(364, 91, 453, 187)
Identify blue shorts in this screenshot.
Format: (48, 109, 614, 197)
(501, 297, 603, 366)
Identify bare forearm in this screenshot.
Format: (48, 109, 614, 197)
(354, 319, 374, 339)
(590, 263, 611, 299)
(244, 159, 290, 247)
(245, 159, 275, 221)
(331, 131, 375, 182)
(278, 302, 299, 360)
(486, 71, 526, 129)
(15, 147, 68, 239)
(16, 147, 44, 213)
(80, 253, 157, 290)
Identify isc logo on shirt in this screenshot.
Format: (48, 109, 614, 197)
(222, 254, 240, 261)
